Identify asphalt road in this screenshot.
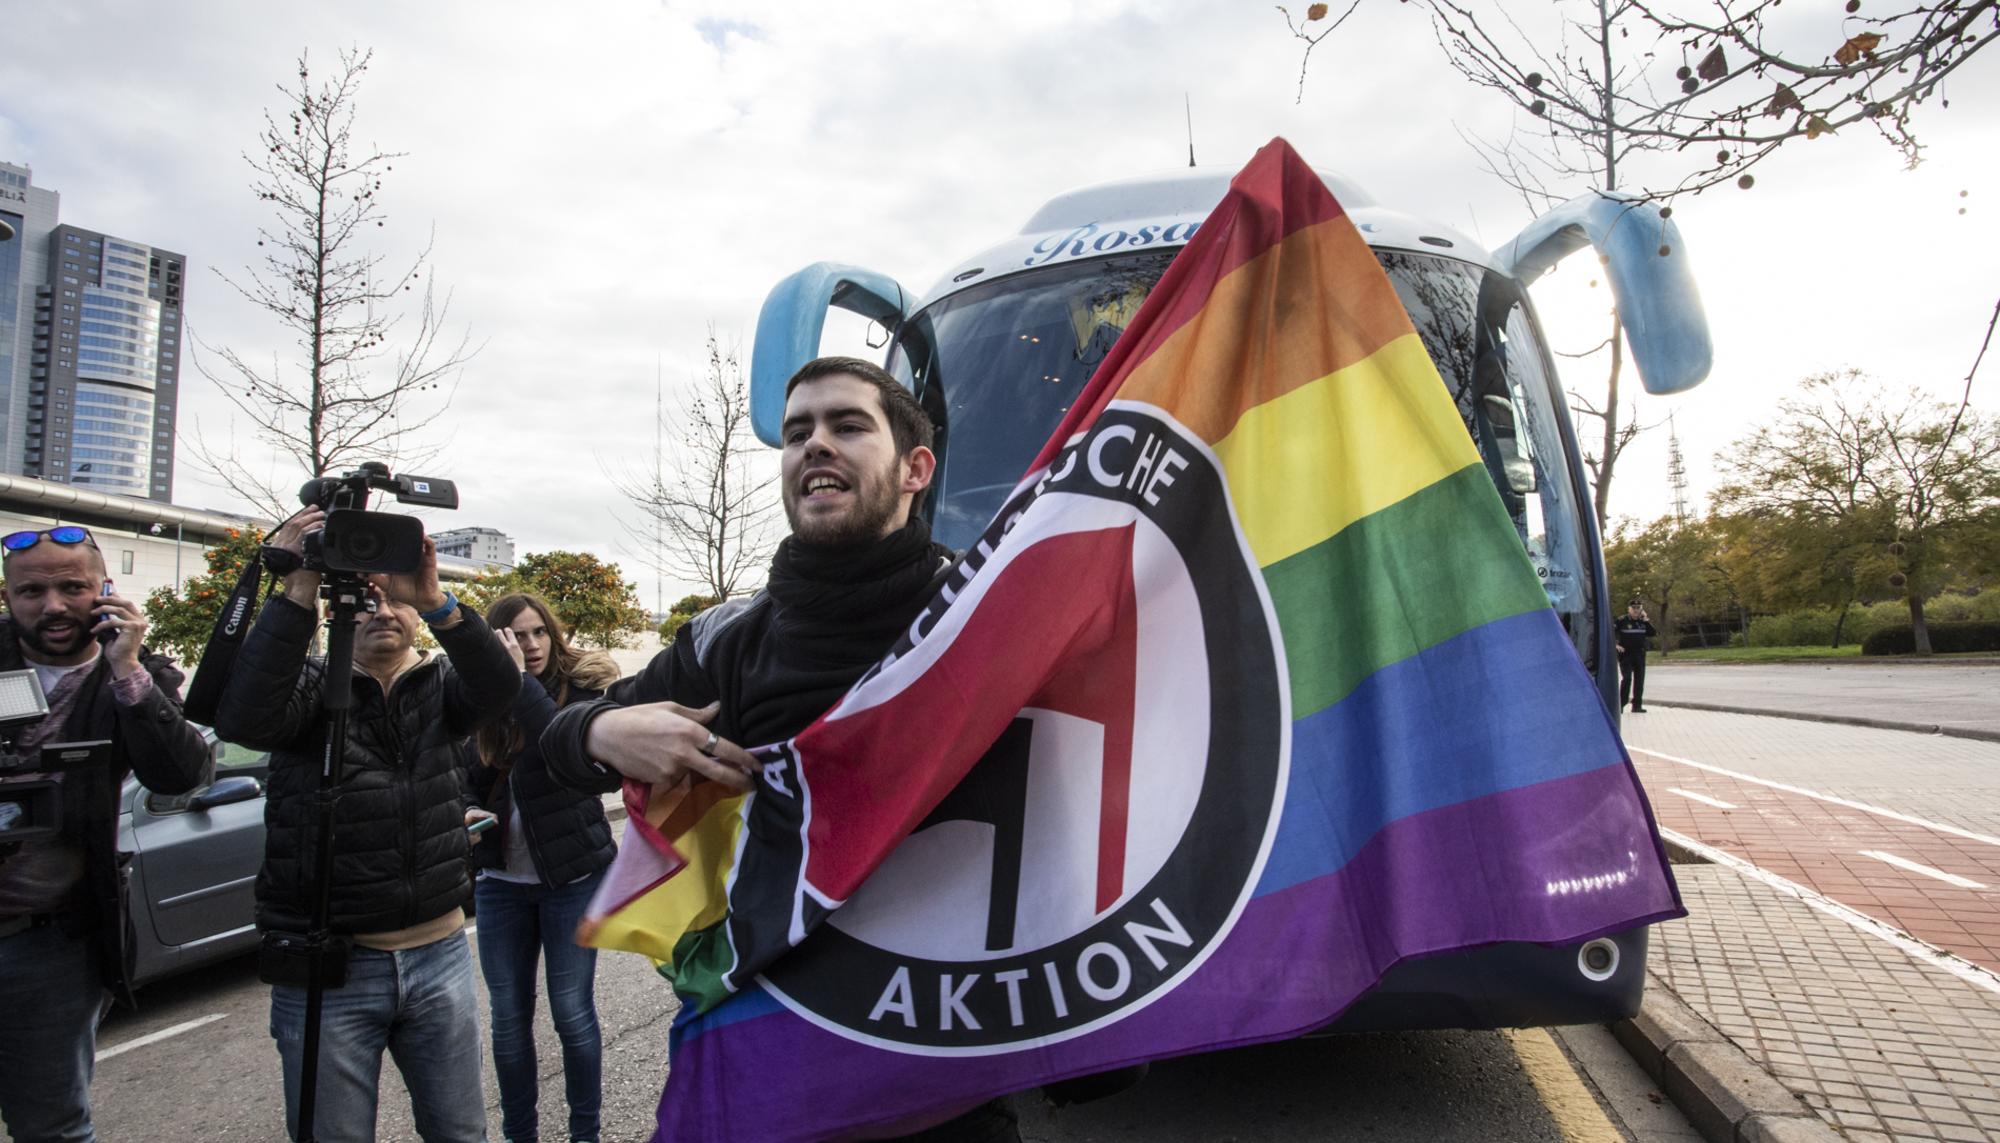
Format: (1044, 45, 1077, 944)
(49, 643, 1738, 1142)
(72, 933, 1697, 1142)
(1646, 661, 2000, 736)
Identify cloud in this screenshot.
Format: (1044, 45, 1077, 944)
(694, 17, 766, 52)
(3, 0, 1996, 604)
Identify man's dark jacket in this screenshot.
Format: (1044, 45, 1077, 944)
(1614, 615, 1658, 658)
(0, 619, 211, 1004)
(540, 520, 1127, 1131)
(542, 521, 955, 792)
(213, 596, 517, 935)
(464, 663, 617, 888)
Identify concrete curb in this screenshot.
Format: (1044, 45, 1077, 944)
(1613, 976, 1841, 1143)
(1648, 698, 2000, 744)
(1653, 656, 2000, 667)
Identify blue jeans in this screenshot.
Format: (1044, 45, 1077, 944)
(269, 929, 488, 1143)
(474, 872, 603, 1143)
(0, 922, 104, 1143)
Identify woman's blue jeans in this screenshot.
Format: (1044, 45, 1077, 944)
(473, 871, 604, 1143)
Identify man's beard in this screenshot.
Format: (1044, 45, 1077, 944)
(18, 616, 87, 658)
(785, 456, 903, 549)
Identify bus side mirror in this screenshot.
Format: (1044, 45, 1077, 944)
(750, 263, 915, 446)
(1493, 193, 1712, 396)
(1482, 394, 1537, 495)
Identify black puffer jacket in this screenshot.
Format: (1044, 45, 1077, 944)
(214, 595, 518, 935)
(464, 651, 620, 888)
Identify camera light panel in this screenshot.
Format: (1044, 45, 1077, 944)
(0, 670, 50, 723)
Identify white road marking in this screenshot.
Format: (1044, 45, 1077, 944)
(1859, 850, 1988, 890)
(1661, 827, 2000, 998)
(96, 1013, 227, 1062)
(1667, 787, 1737, 810)
(1631, 746, 2000, 848)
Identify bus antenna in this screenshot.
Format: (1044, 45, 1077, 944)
(1184, 94, 1196, 167)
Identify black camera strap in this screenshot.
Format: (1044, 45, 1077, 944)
(181, 556, 274, 726)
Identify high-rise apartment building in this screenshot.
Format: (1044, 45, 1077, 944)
(0, 161, 184, 501)
(0, 162, 60, 480)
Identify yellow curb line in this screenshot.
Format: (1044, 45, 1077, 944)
(1502, 1027, 1623, 1142)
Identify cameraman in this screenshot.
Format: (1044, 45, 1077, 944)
(0, 525, 210, 1142)
(215, 507, 517, 1143)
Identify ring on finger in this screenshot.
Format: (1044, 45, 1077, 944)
(699, 731, 718, 757)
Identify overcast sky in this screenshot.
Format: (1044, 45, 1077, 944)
(4, 1, 1995, 608)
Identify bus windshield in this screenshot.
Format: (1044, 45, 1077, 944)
(887, 247, 1598, 670)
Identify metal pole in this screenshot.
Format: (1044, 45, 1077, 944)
(296, 575, 361, 1143)
(174, 522, 183, 590)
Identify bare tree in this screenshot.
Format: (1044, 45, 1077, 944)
(1441, 0, 1652, 535)
(190, 47, 472, 516)
(617, 333, 780, 601)
(1287, 1, 1998, 529)
(1295, 1, 1998, 198)
(1554, 310, 1650, 536)
(1277, 2, 1365, 103)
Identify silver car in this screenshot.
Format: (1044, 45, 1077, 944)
(118, 731, 268, 986)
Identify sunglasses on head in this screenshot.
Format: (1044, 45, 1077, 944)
(2, 526, 99, 554)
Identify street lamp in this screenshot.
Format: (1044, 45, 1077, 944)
(148, 521, 184, 590)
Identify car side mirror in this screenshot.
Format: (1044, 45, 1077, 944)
(188, 775, 262, 812)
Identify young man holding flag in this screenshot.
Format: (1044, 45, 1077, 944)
(544, 356, 1023, 1140)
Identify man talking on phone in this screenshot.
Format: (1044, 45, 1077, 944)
(1615, 600, 1659, 713)
(0, 525, 211, 1141)
(214, 508, 518, 1142)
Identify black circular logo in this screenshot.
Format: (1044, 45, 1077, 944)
(761, 407, 1287, 1053)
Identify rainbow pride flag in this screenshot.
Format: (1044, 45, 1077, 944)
(585, 137, 1682, 1141)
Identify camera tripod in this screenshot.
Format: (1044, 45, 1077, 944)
(293, 571, 368, 1143)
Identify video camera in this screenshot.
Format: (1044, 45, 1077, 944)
(0, 669, 113, 845)
(298, 462, 459, 575)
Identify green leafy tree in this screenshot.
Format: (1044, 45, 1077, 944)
(464, 550, 649, 649)
(657, 593, 722, 646)
(143, 528, 266, 665)
(1604, 514, 1728, 655)
(1710, 505, 1897, 646)
(1715, 371, 2000, 654)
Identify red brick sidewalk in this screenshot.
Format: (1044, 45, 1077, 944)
(1620, 709, 2000, 1141)
(1631, 748, 2000, 972)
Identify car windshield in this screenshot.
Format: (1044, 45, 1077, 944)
(887, 247, 1597, 668)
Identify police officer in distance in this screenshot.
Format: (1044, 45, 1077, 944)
(1614, 599, 1659, 713)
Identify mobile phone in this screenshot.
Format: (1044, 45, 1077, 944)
(96, 579, 118, 647)
(467, 815, 498, 836)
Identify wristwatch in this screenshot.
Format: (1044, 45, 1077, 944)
(418, 592, 460, 626)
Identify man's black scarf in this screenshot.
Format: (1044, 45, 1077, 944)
(765, 519, 954, 638)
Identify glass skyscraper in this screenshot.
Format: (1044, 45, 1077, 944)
(0, 161, 62, 481)
(0, 161, 185, 501)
